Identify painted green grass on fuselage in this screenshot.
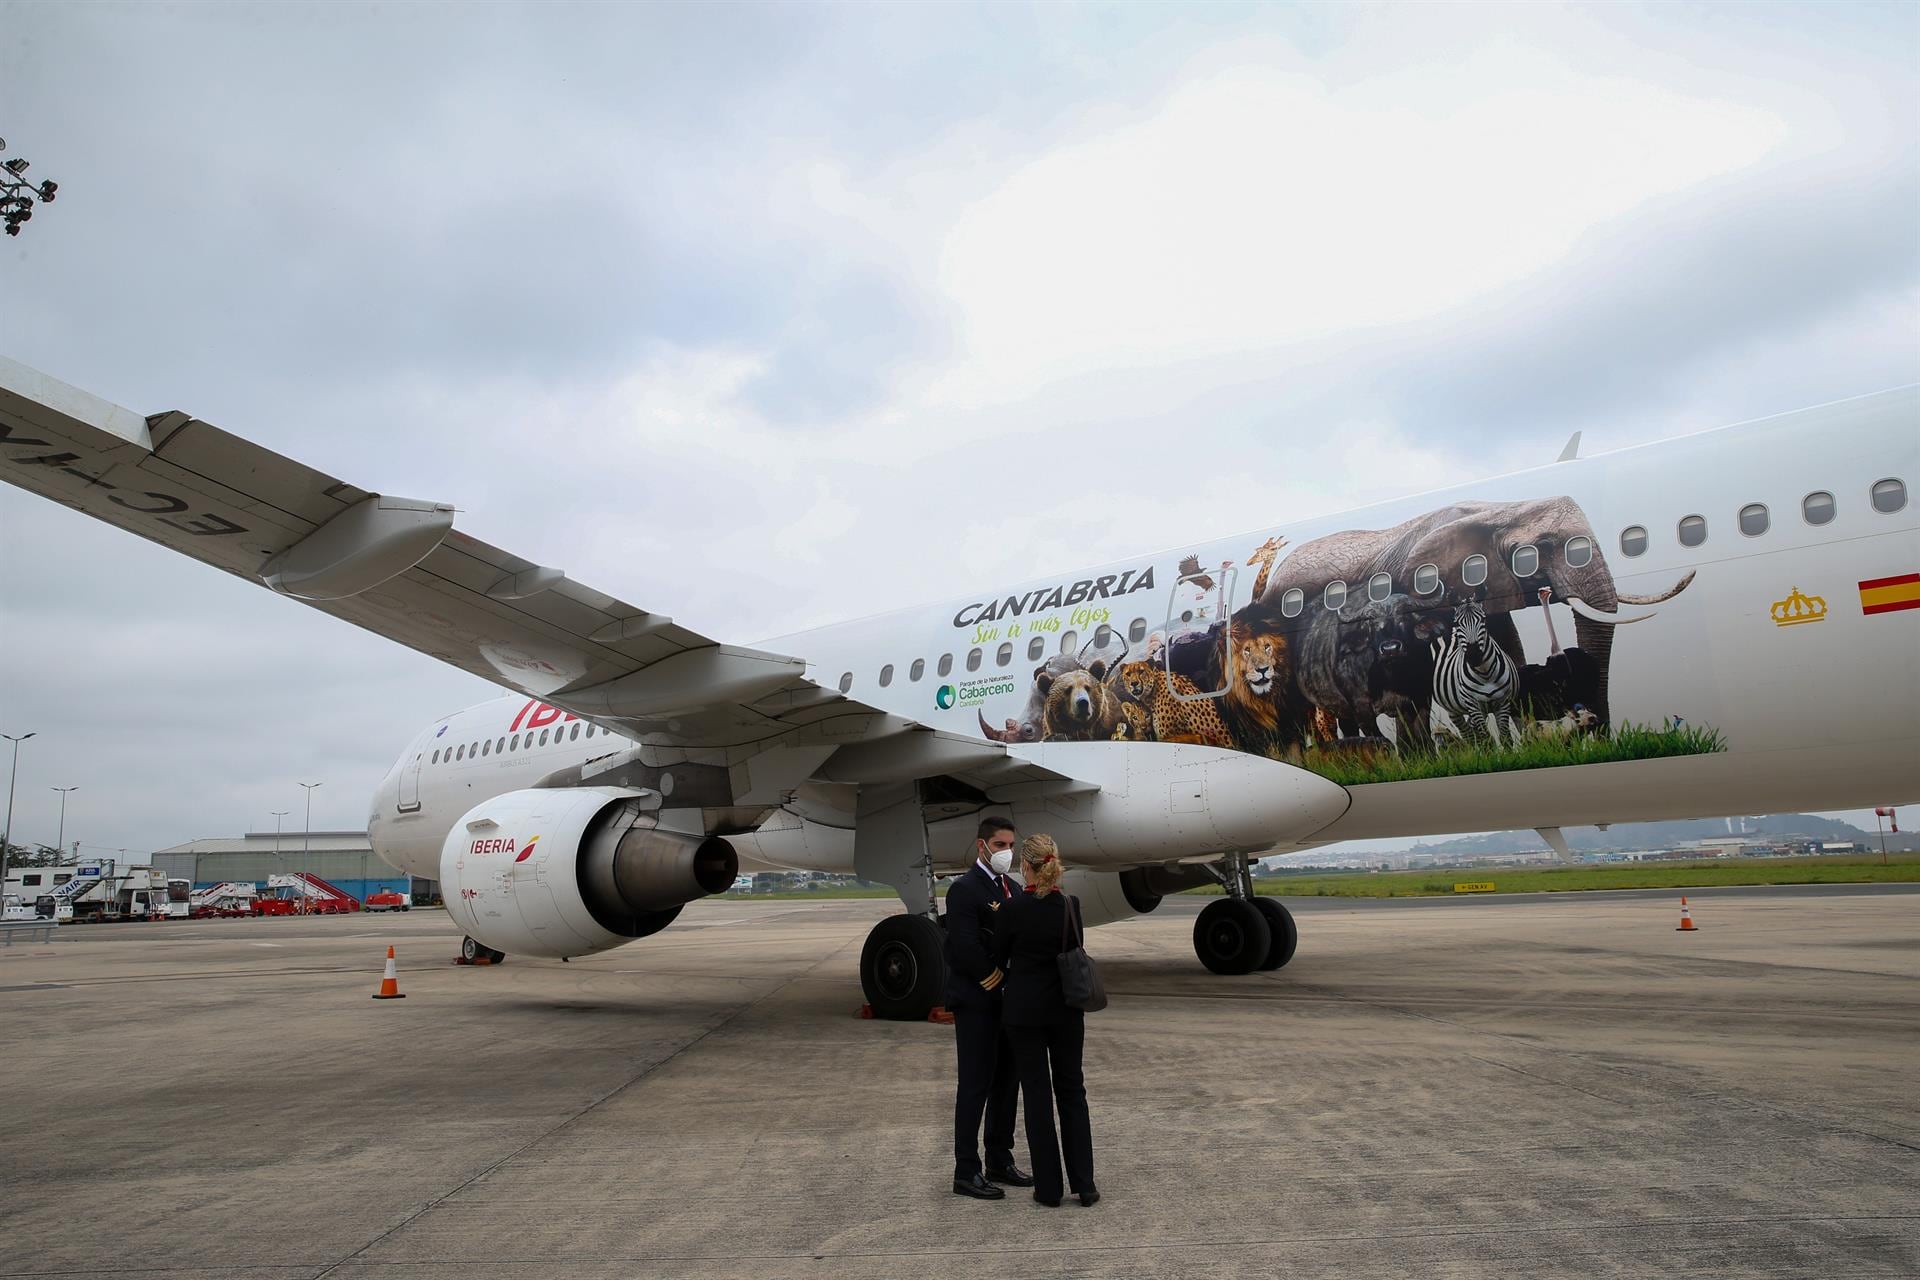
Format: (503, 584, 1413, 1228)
(1306, 722, 1727, 787)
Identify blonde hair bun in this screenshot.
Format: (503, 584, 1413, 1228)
(1021, 834, 1064, 894)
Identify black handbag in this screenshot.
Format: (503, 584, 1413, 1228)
(1055, 892, 1108, 1013)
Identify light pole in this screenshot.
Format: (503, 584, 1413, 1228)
(52, 787, 77, 861)
(1, 731, 36, 892)
(299, 783, 322, 913)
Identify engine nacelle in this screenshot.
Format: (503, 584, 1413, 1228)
(1061, 864, 1216, 928)
(441, 787, 737, 959)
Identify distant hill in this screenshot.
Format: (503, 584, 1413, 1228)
(1392, 813, 1891, 857)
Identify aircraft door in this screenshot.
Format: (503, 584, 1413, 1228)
(1163, 561, 1238, 700)
(397, 752, 422, 813)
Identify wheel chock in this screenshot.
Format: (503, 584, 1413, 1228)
(927, 1006, 955, 1025)
(857, 1003, 875, 1019)
(453, 954, 494, 966)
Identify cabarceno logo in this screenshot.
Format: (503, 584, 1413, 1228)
(935, 685, 957, 710)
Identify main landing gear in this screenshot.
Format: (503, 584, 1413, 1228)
(853, 782, 949, 1021)
(1193, 852, 1296, 975)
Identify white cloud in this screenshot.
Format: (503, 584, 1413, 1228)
(933, 43, 1791, 404)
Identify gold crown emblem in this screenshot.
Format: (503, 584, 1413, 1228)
(1771, 587, 1828, 626)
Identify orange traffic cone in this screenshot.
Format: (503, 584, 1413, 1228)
(371, 945, 407, 999)
(1676, 897, 1698, 932)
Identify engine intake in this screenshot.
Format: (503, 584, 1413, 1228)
(579, 811, 738, 936)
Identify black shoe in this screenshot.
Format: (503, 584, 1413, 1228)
(1078, 1188, 1101, 1207)
(986, 1164, 1034, 1187)
(1032, 1190, 1062, 1207)
(952, 1173, 1005, 1200)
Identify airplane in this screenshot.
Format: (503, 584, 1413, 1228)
(2, 355, 1914, 1020)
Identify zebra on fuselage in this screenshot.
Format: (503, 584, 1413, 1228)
(1432, 599, 1519, 746)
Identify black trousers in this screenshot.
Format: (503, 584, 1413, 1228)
(951, 1000, 1018, 1178)
(1008, 1017, 1094, 1200)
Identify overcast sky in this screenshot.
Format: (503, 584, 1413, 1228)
(1, 1, 1914, 859)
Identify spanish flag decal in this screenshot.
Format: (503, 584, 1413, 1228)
(1859, 574, 1920, 616)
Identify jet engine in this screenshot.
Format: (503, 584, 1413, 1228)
(1061, 864, 1216, 928)
(440, 787, 737, 959)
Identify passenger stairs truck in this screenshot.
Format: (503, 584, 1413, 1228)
(8, 861, 178, 922)
(258, 873, 361, 916)
(189, 882, 259, 918)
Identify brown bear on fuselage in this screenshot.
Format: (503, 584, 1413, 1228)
(1039, 659, 1125, 741)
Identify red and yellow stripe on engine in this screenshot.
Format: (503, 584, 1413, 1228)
(1859, 573, 1920, 616)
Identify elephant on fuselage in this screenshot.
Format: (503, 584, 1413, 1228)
(1259, 496, 1694, 729)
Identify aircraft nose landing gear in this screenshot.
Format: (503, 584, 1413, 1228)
(1193, 852, 1295, 974)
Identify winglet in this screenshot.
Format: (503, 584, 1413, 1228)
(1556, 431, 1581, 463)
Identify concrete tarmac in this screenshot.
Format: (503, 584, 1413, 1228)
(1, 890, 1915, 1279)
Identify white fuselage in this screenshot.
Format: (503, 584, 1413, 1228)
(368, 391, 1919, 883)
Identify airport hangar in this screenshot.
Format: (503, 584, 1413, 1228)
(152, 830, 436, 904)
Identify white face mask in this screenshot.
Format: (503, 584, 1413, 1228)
(987, 847, 1015, 876)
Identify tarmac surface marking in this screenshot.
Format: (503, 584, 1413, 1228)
(1, 889, 1915, 1279)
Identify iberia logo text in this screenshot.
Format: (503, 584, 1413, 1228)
(470, 835, 540, 863)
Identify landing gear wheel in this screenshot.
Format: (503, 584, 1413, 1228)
(461, 936, 481, 963)
(860, 914, 946, 1020)
(1194, 898, 1272, 975)
(1251, 898, 1298, 971)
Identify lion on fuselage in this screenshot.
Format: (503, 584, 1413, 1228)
(1220, 606, 1310, 760)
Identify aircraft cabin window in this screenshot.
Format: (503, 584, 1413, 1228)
(586, 725, 595, 737)
(1739, 503, 1769, 537)
(1367, 572, 1391, 603)
(1678, 515, 1707, 547)
(496, 737, 505, 753)
(431, 750, 439, 764)
(878, 663, 894, 688)
(510, 734, 520, 751)
(1060, 631, 1077, 655)
(1412, 563, 1440, 596)
(570, 724, 581, 741)
(1620, 525, 1648, 557)
(1027, 636, 1045, 661)
(1802, 491, 1835, 525)
(1323, 580, 1347, 611)
(910, 658, 925, 682)
(1281, 587, 1305, 617)
(995, 642, 1013, 667)
(1511, 545, 1539, 578)
(937, 654, 954, 677)
(1563, 536, 1593, 568)
(455, 745, 465, 761)
(966, 648, 982, 672)
(1094, 624, 1113, 649)
(1872, 477, 1907, 513)
(1462, 554, 1488, 587)
(1129, 617, 1147, 643)
(837, 672, 853, 693)
(481, 740, 491, 756)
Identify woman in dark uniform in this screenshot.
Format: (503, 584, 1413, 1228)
(991, 834, 1098, 1207)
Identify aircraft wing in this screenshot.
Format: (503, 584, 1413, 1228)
(0, 356, 1056, 794)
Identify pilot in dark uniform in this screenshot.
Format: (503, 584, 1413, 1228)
(944, 816, 1031, 1199)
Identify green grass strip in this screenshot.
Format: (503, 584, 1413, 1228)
(1306, 722, 1727, 786)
